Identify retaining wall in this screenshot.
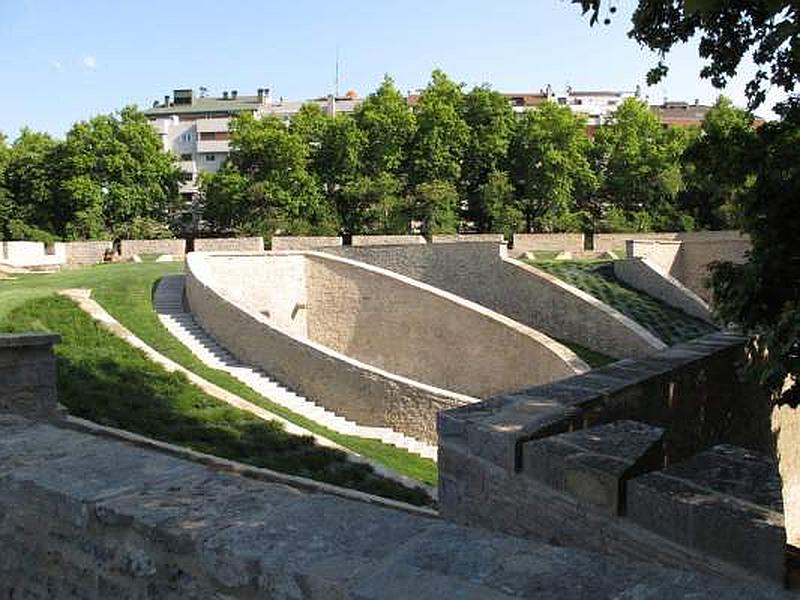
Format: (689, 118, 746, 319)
(120, 238, 186, 258)
(326, 243, 664, 359)
(431, 234, 505, 244)
(438, 332, 786, 582)
(188, 252, 586, 442)
(1, 415, 775, 598)
(512, 233, 585, 257)
(614, 258, 713, 322)
(186, 253, 474, 443)
(351, 235, 427, 246)
(193, 236, 264, 252)
(626, 236, 750, 302)
(0, 241, 65, 267)
(0, 333, 60, 418)
(270, 236, 342, 251)
(64, 240, 113, 265)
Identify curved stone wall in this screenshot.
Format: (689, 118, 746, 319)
(325, 243, 665, 359)
(185, 252, 587, 442)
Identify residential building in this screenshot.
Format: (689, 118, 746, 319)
(144, 88, 363, 198)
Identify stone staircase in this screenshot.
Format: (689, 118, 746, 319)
(154, 275, 437, 461)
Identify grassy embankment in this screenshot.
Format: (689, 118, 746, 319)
(0, 262, 437, 496)
(528, 259, 716, 345)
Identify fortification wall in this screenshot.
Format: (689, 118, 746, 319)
(304, 253, 586, 398)
(271, 236, 342, 251)
(64, 240, 112, 265)
(0, 333, 60, 418)
(431, 233, 505, 244)
(185, 252, 477, 443)
(120, 238, 186, 258)
(512, 233, 584, 256)
(0, 241, 65, 267)
(201, 254, 308, 337)
(327, 243, 664, 359)
(351, 235, 427, 246)
(438, 332, 788, 582)
(614, 257, 713, 322)
(193, 236, 264, 252)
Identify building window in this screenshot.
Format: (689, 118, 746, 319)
(557, 97, 567, 105)
(205, 154, 216, 161)
(180, 153, 192, 161)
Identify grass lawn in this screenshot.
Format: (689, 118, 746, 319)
(0, 262, 438, 488)
(529, 259, 716, 345)
(2, 295, 431, 505)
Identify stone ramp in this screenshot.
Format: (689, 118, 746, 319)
(154, 275, 437, 460)
(0, 415, 786, 599)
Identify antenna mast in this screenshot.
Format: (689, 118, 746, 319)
(335, 48, 340, 98)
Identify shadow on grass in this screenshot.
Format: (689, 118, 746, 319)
(3, 295, 431, 506)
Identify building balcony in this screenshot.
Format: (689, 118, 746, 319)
(196, 140, 230, 154)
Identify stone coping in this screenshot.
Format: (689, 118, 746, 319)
(0, 332, 61, 348)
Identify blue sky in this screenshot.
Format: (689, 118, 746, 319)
(0, 0, 784, 138)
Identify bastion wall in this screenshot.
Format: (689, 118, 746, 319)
(186, 252, 587, 442)
(325, 242, 664, 359)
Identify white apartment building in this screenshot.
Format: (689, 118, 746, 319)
(145, 88, 363, 197)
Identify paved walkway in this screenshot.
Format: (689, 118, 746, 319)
(154, 275, 437, 460)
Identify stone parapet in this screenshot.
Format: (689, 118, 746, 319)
(193, 236, 264, 252)
(0, 332, 61, 418)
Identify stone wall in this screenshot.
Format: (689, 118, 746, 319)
(0, 241, 66, 268)
(512, 233, 585, 256)
(193, 236, 264, 252)
(1, 415, 776, 598)
(438, 332, 786, 582)
(185, 252, 477, 443)
(351, 235, 427, 246)
(431, 233, 505, 244)
(0, 333, 60, 418)
(64, 240, 113, 265)
(304, 253, 586, 398)
(614, 257, 713, 322)
(120, 238, 186, 258)
(626, 236, 750, 302)
(270, 236, 342, 251)
(326, 243, 664, 359)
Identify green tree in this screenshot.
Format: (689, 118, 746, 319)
(508, 101, 595, 232)
(215, 112, 336, 238)
(56, 106, 180, 239)
(461, 85, 516, 230)
(592, 97, 691, 231)
(480, 170, 523, 240)
(315, 115, 364, 196)
(290, 102, 328, 147)
(573, 0, 799, 110)
(409, 180, 459, 235)
(337, 173, 408, 234)
(4, 128, 60, 237)
(354, 75, 416, 176)
(680, 96, 758, 229)
(407, 70, 470, 186)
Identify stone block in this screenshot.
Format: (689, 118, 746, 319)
(522, 420, 664, 515)
(628, 444, 786, 582)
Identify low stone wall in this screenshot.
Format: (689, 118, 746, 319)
(0, 241, 65, 267)
(614, 257, 713, 322)
(0, 333, 60, 418)
(185, 253, 479, 443)
(326, 243, 664, 359)
(512, 233, 585, 257)
(627, 236, 750, 302)
(120, 238, 186, 258)
(431, 233, 505, 244)
(64, 240, 112, 265)
(438, 332, 784, 582)
(193, 236, 264, 252)
(351, 235, 427, 246)
(270, 236, 342, 251)
(1, 415, 775, 598)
